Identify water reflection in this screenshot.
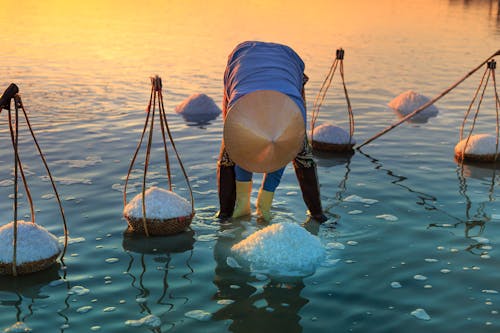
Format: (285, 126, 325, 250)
(448, 0, 500, 33)
(212, 222, 307, 333)
(122, 229, 195, 331)
(0, 265, 61, 327)
(178, 112, 220, 128)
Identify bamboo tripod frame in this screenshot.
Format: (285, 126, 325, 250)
(0, 84, 68, 276)
(123, 76, 194, 237)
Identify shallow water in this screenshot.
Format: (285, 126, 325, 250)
(1, 0, 500, 332)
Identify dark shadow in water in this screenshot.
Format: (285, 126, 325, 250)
(454, 160, 499, 253)
(211, 222, 307, 333)
(448, 0, 500, 34)
(0, 264, 62, 324)
(392, 107, 438, 124)
(313, 150, 354, 227)
(122, 228, 195, 332)
(178, 112, 220, 128)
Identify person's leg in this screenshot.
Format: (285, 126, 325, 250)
(256, 167, 285, 221)
(293, 136, 327, 222)
(232, 165, 253, 218)
(217, 142, 236, 219)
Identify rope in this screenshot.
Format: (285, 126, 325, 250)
(15, 95, 69, 265)
(123, 76, 195, 236)
(358, 49, 500, 149)
(7, 104, 19, 276)
(310, 48, 354, 145)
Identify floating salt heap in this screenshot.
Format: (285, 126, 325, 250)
(175, 93, 221, 123)
(123, 186, 192, 235)
(0, 220, 61, 275)
(388, 90, 438, 122)
(454, 134, 499, 162)
(311, 123, 355, 152)
(231, 222, 325, 276)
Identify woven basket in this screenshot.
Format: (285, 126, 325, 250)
(0, 252, 60, 276)
(455, 152, 499, 163)
(124, 213, 193, 236)
(312, 140, 355, 153)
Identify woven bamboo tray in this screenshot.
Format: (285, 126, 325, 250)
(0, 252, 60, 276)
(124, 213, 194, 236)
(454, 152, 499, 163)
(312, 140, 355, 153)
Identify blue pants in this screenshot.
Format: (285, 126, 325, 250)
(235, 165, 285, 192)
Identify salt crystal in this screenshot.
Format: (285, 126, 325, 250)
(105, 258, 119, 264)
(455, 134, 499, 157)
(348, 210, 363, 215)
(175, 93, 221, 116)
(388, 90, 438, 118)
(424, 258, 438, 263)
(311, 124, 356, 145)
(482, 290, 499, 294)
(231, 222, 325, 276)
(0, 221, 60, 264)
(411, 308, 431, 321)
(414, 275, 427, 281)
(184, 310, 212, 321)
(472, 237, 490, 244)
(124, 187, 191, 220)
(103, 307, 116, 312)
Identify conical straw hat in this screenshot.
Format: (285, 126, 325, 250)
(224, 90, 305, 173)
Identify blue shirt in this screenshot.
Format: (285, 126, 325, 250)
(224, 41, 307, 123)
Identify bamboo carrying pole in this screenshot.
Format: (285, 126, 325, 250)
(357, 50, 500, 149)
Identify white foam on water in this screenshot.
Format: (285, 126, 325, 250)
(124, 186, 191, 219)
(376, 214, 398, 221)
(4, 322, 32, 333)
(217, 299, 235, 305)
(472, 237, 490, 244)
(103, 307, 116, 312)
(414, 274, 427, 281)
(53, 156, 102, 168)
(492, 214, 500, 220)
(347, 241, 358, 246)
(311, 123, 356, 145)
(76, 306, 93, 313)
(344, 195, 378, 205)
(0, 221, 60, 264)
(90, 326, 101, 331)
(411, 308, 431, 321)
(348, 210, 363, 215)
(68, 286, 90, 296)
(391, 281, 402, 288)
(125, 314, 161, 328)
(105, 258, 119, 264)
(59, 236, 86, 245)
(184, 310, 212, 321)
(231, 222, 326, 277)
(482, 289, 499, 294)
(226, 256, 242, 268)
(196, 234, 218, 242)
(0, 180, 14, 187)
(440, 269, 451, 274)
(326, 242, 345, 250)
(425, 258, 438, 263)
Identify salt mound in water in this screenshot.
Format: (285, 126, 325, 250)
(311, 124, 355, 152)
(231, 222, 325, 276)
(123, 187, 192, 235)
(0, 220, 61, 275)
(454, 134, 499, 162)
(388, 90, 438, 120)
(175, 93, 221, 122)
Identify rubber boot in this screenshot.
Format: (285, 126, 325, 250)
(256, 189, 274, 222)
(216, 164, 236, 219)
(232, 181, 252, 218)
(294, 163, 328, 223)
